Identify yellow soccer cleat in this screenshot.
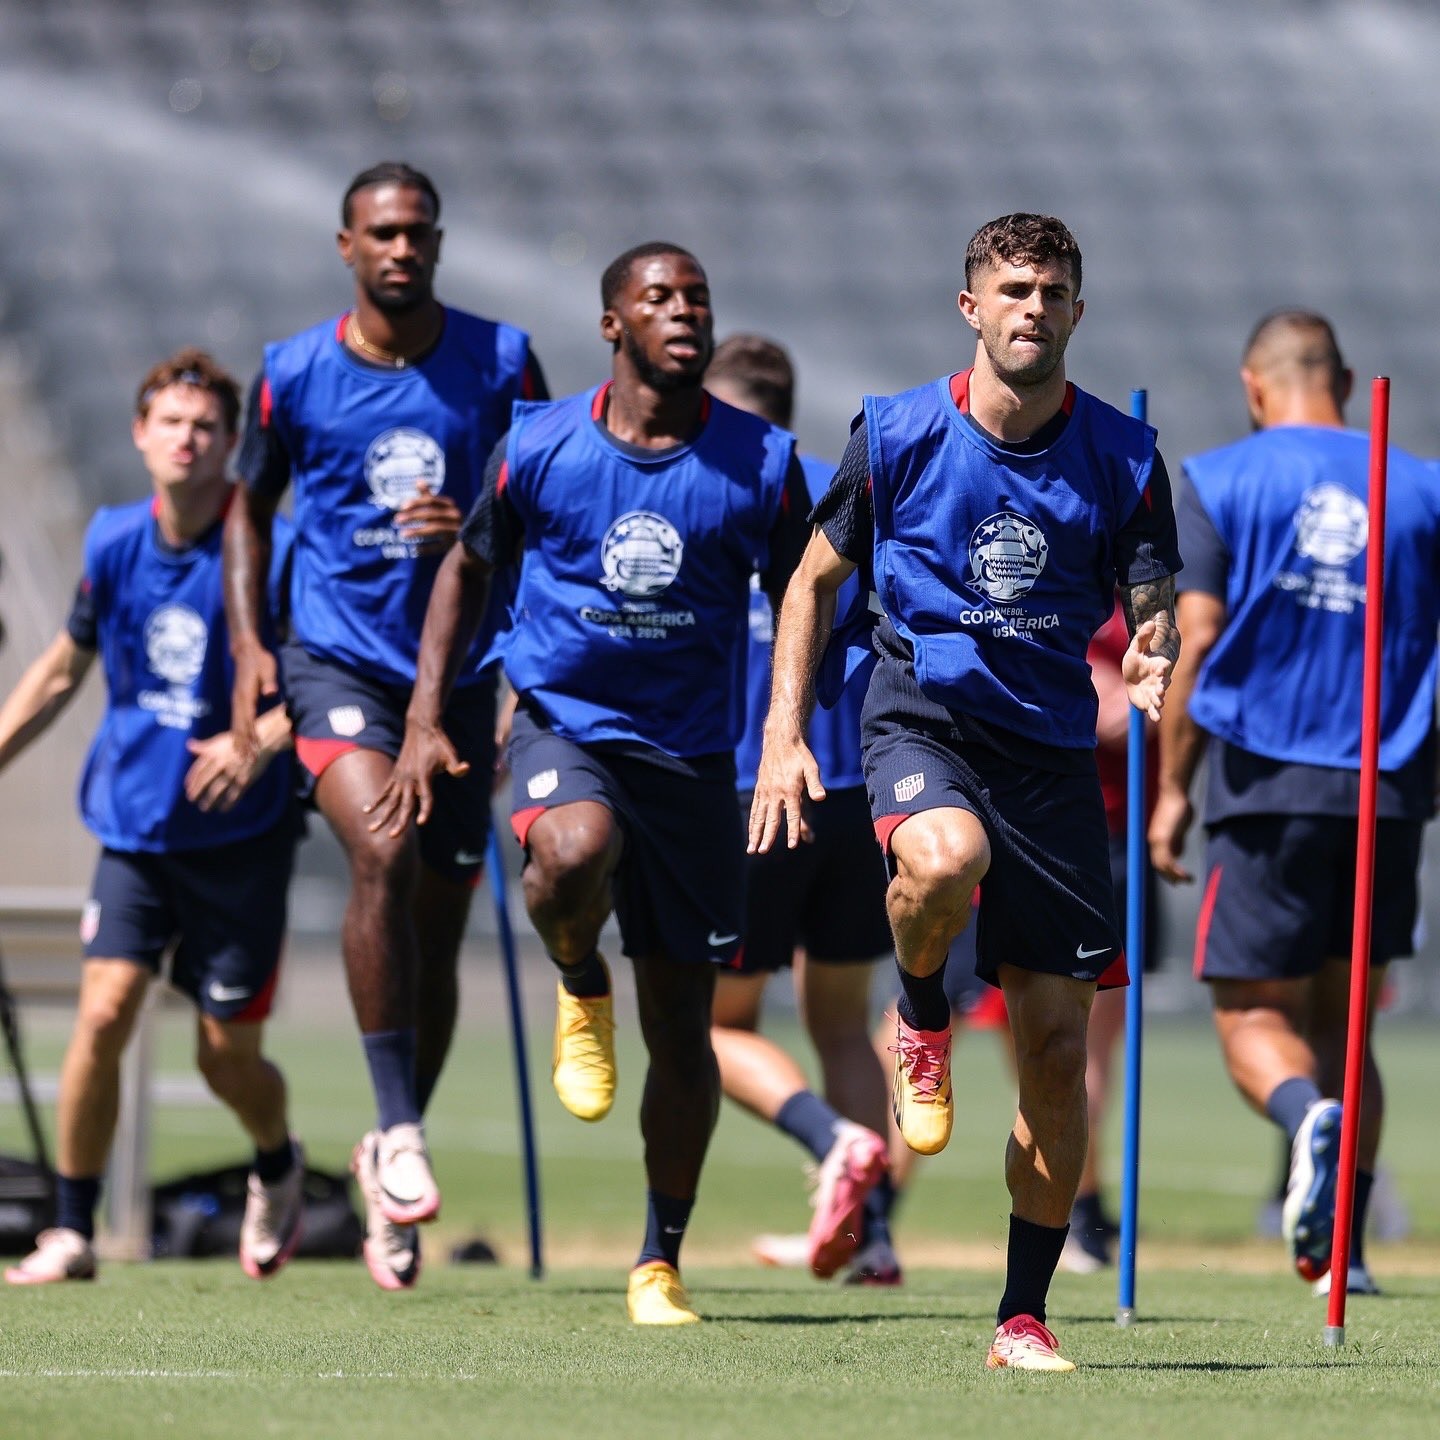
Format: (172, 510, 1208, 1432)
(552, 960, 616, 1121)
(889, 1012, 954, 1155)
(627, 1261, 701, 1325)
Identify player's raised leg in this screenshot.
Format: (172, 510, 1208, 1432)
(522, 800, 623, 1122)
(885, 808, 988, 1156)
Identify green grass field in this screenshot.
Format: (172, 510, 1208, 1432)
(3, 986, 1440, 1438)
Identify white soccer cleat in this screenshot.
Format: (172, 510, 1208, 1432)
(4, 1227, 97, 1285)
(373, 1121, 441, 1225)
(751, 1232, 810, 1269)
(239, 1140, 306, 1279)
(1312, 1262, 1382, 1298)
(986, 1314, 1076, 1372)
(351, 1132, 422, 1291)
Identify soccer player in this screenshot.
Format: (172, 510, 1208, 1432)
(1150, 310, 1440, 1297)
(368, 244, 810, 1324)
(0, 350, 302, 1284)
(750, 214, 1182, 1371)
(704, 335, 894, 1285)
(224, 162, 547, 1291)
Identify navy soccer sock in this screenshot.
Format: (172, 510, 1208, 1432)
(254, 1138, 297, 1184)
(862, 1175, 896, 1248)
(1350, 1168, 1374, 1267)
(555, 950, 609, 999)
(55, 1175, 102, 1241)
(895, 959, 951, 1034)
(1264, 1076, 1323, 1143)
(996, 1214, 1069, 1327)
(361, 1029, 421, 1131)
(775, 1090, 841, 1162)
(637, 1190, 693, 1270)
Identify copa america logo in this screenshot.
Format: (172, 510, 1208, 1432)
(1294, 482, 1368, 566)
(968, 511, 1050, 602)
(363, 427, 446, 510)
(599, 510, 685, 598)
(144, 604, 208, 686)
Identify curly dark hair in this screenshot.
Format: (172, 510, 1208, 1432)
(964, 213, 1082, 295)
(342, 161, 440, 227)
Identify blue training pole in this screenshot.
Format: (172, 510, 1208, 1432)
(488, 825, 544, 1279)
(1116, 387, 1148, 1326)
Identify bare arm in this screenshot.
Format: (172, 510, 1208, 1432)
(223, 485, 280, 758)
(365, 543, 495, 836)
(1148, 589, 1225, 883)
(184, 703, 294, 813)
(748, 528, 855, 854)
(1118, 573, 1180, 722)
(0, 631, 94, 775)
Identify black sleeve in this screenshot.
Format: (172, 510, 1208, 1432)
(809, 423, 873, 566)
(759, 452, 814, 604)
(458, 432, 525, 567)
(65, 577, 98, 651)
(236, 369, 292, 498)
(1114, 449, 1184, 588)
(1172, 464, 1230, 598)
(520, 348, 551, 402)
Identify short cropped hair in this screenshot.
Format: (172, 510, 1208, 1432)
(1243, 309, 1345, 382)
(706, 335, 795, 428)
(342, 161, 441, 227)
(134, 348, 241, 434)
(964, 213, 1082, 295)
(601, 241, 701, 310)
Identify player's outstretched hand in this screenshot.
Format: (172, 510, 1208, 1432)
(230, 640, 279, 762)
(184, 732, 269, 813)
(397, 481, 463, 556)
(1121, 618, 1173, 722)
(1148, 785, 1194, 884)
(748, 732, 825, 854)
(365, 720, 470, 838)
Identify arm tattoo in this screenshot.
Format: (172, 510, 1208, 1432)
(1120, 574, 1180, 663)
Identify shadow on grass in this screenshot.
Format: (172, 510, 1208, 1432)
(709, 1312, 987, 1326)
(1083, 1360, 1357, 1372)
(1063, 1314, 1245, 1326)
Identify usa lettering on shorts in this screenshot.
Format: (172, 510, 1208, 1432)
(894, 772, 926, 803)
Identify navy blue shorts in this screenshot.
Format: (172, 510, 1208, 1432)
(508, 709, 745, 968)
(862, 715, 1125, 989)
(1195, 815, 1423, 982)
(733, 785, 892, 974)
(80, 821, 296, 1020)
(282, 641, 497, 883)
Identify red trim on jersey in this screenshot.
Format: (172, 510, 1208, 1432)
(496, 458, 510, 497)
(520, 357, 536, 401)
(511, 805, 547, 848)
(335, 314, 349, 344)
(259, 375, 273, 429)
(949, 368, 1075, 420)
(1140, 481, 1153, 511)
(150, 495, 161, 517)
(294, 736, 361, 779)
(1194, 865, 1223, 978)
(873, 813, 913, 855)
(231, 959, 281, 1023)
(1097, 952, 1130, 990)
(699, 391, 711, 424)
(591, 382, 612, 421)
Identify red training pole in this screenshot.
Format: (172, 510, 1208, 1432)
(1323, 375, 1389, 1348)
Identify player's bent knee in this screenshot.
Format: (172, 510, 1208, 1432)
(1015, 1023, 1088, 1099)
(526, 826, 617, 907)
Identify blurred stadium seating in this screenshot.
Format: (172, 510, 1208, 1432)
(1, 0, 1438, 992)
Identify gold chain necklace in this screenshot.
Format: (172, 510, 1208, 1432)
(347, 313, 433, 368)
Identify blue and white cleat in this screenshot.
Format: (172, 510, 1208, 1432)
(1281, 1099, 1342, 1282)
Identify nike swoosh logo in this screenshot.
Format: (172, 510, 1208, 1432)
(662, 1225, 686, 1234)
(707, 931, 739, 948)
(1075, 944, 1110, 961)
(454, 850, 485, 865)
(208, 982, 252, 1003)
